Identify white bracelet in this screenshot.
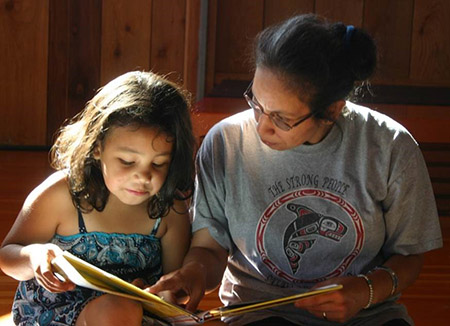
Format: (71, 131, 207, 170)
(357, 274, 374, 309)
(372, 265, 398, 296)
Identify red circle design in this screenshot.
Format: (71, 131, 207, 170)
(256, 189, 364, 283)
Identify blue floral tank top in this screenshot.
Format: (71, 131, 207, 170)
(12, 209, 163, 326)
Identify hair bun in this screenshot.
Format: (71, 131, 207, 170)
(345, 26, 377, 81)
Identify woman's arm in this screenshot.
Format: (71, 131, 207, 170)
(369, 253, 423, 303)
(294, 253, 424, 323)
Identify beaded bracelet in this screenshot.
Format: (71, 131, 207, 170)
(357, 274, 374, 309)
(372, 265, 398, 296)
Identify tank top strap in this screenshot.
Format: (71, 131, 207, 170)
(77, 208, 88, 233)
(150, 217, 162, 236)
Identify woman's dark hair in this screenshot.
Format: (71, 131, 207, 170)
(254, 14, 377, 120)
(50, 71, 195, 219)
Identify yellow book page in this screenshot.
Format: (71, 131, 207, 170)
(52, 251, 197, 322)
(204, 284, 343, 319)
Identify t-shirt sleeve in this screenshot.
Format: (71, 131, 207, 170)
(382, 142, 443, 256)
(191, 125, 234, 252)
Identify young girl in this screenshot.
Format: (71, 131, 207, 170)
(0, 71, 196, 326)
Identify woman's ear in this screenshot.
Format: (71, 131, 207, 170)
(326, 100, 346, 123)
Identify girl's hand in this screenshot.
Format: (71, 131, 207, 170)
(131, 278, 146, 289)
(294, 275, 369, 323)
(28, 243, 75, 293)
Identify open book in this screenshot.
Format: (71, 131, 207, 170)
(51, 251, 343, 325)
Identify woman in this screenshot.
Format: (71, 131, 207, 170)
(150, 14, 442, 326)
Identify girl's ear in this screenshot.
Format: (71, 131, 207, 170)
(92, 143, 101, 160)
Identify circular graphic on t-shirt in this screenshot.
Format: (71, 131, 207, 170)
(256, 188, 363, 283)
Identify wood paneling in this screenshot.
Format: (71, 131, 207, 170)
(47, 0, 70, 145)
(315, 0, 363, 26)
(264, 0, 314, 27)
(0, 0, 49, 146)
(183, 0, 202, 98)
(205, 0, 218, 96)
(47, 0, 102, 144)
(100, 0, 152, 85)
(150, 0, 187, 83)
(1, 0, 449, 146)
(364, 0, 414, 82)
(67, 0, 102, 120)
(0, 0, 201, 147)
(410, 0, 450, 84)
(205, 0, 450, 98)
(213, 0, 264, 85)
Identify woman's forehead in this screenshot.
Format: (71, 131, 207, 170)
(252, 67, 310, 115)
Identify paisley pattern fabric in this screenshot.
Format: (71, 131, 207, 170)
(12, 212, 162, 326)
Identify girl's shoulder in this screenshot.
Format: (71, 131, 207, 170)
(2, 173, 76, 246)
(156, 199, 190, 237)
(22, 171, 74, 216)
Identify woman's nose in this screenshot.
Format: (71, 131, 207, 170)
(256, 113, 275, 135)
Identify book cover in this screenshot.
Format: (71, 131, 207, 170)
(51, 251, 343, 325)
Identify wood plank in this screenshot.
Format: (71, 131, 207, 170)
(422, 150, 450, 164)
(263, 0, 314, 27)
(432, 183, 450, 198)
(100, 0, 152, 85)
(0, 272, 16, 316)
(183, 0, 202, 97)
(0, 150, 52, 240)
(362, 104, 450, 143)
(398, 297, 449, 326)
(363, 0, 414, 82)
(410, 0, 450, 85)
(150, 0, 187, 83)
(0, 0, 49, 146)
(214, 0, 264, 78)
(47, 0, 70, 146)
(315, 0, 363, 26)
(205, 0, 218, 95)
(67, 0, 102, 119)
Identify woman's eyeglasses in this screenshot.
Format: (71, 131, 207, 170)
(243, 82, 313, 131)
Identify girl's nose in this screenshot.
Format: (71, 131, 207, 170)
(136, 170, 151, 185)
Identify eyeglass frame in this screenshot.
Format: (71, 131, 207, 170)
(243, 81, 313, 131)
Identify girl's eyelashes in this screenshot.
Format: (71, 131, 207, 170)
(118, 158, 134, 166)
(152, 162, 168, 168)
(118, 157, 169, 168)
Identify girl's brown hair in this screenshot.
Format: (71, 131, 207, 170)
(50, 71, 195, 219)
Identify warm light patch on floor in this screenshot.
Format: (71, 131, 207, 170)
(0, 313, 12, 326)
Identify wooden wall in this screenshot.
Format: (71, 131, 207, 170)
(0, 0, 201, 147)
(206, 0, 450, 94)
(1, 0, 449, 147)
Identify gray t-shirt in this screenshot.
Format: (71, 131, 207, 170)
(192, 102, 442, 326)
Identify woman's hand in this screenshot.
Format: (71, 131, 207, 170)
(134, 278, 178, 304)
(28, 243, 75, 293)
(294, 275, 369, 323)
(149, 229, 228, 312)
(147, 260, 207, 312)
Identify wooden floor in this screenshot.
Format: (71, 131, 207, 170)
(0, 150, 449, 325)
